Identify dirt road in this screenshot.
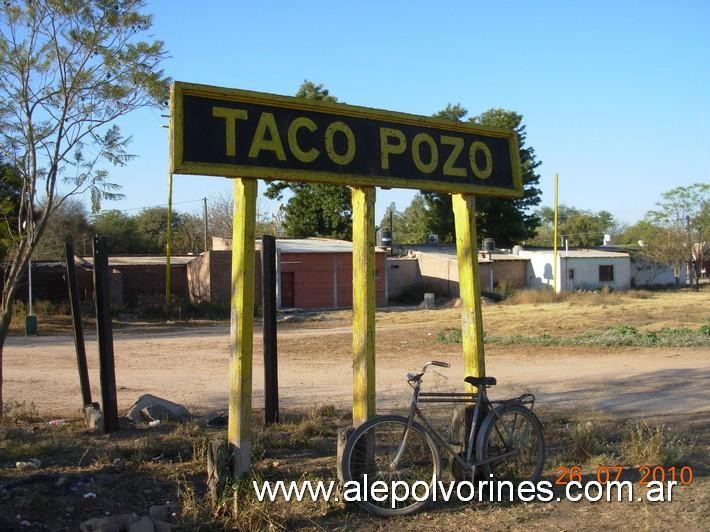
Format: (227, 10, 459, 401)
(4, 322, 708, 419)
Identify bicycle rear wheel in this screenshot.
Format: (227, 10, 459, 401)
(341, 415, 440, 516)
(476, 405, 545, 484)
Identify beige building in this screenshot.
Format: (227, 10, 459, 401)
(387, 246, 529, 300)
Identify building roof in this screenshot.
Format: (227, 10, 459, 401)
(2, 256, 198, 269)
(76, 255, 198, 267)
(404, 245, 529, 262)
(519, 249, 629, 259)
(559, 250, 629, 258)
(257, 238, 386, 254)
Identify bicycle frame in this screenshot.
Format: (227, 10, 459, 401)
(391, 363, 533, 480)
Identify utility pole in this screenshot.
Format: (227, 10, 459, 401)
(553, 174, 559, 294)
(25, 216, 37, 335)
(687, 214, 697, 290)
(203, 196, 209, 252)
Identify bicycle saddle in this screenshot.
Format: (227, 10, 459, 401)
(464, 376, 497, 387)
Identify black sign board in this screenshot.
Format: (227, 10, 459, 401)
(171, 82, 522, 197)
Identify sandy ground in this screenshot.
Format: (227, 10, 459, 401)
(4, 321, 709, 419)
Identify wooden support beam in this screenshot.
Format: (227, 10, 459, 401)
(92, 236, 119, 433)
(351, 186, 376, 426)
(165, 172, 173, 305)
(452, 194, 486, 391)
(262, 234, 279, 425)
(228, 178, 257, 478)
(64, 242, 92, 408)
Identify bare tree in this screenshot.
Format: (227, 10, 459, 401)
(0, 0, 168, 414)
(206, 190, 284, 244)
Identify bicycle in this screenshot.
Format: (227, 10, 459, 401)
(340, 360, 545, 516)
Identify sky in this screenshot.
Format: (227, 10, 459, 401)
(103, 0, 709, 228)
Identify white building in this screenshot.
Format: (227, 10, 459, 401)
(598, 246, 686, 287)
(520, 249, 631, 293)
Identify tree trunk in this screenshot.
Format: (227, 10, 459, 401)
(0, 245, 33, 416)
(0, 309, 11, 417)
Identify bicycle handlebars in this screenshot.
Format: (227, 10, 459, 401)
(407, 360, 451, 383)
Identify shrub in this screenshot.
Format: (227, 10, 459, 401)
(437, 328, 462, 344)
(505, 288, 565, 305)
(615, 324, 638, 335)
(620, 422, 693, 466)
(569, 422, 612, 460)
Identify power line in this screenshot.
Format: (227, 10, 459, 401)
(101, 198, 204, 214)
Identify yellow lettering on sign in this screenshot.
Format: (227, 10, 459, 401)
(380, 127, 407, 170)
(212, 107, 248, 156)
(469, 141, 493, 179)
(287, 117, 319, 163)
(441, 136, 466, 177)
(325, 121, 356, 165)
(412, 132, 438, 174)
(248, 112, 286, 161)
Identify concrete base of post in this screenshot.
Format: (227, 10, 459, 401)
(83, 403, 104, 432)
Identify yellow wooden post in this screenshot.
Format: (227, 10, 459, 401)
(452, 194, 486, 390)
(165, 172, 173, 305)
(228, 177, 257, 477)
(351, 186, 376, 426)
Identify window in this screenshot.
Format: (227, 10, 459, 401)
(599, 265, 614, 282)
(568, 268, 575, 280)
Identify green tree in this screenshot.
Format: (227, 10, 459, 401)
(132, 207, 210, 255)
(379, 196, 447, 245)
(0, 160, 23, 259)
(133, 207, 176, 253)
(567, 210, 616, 247)
(645, 183, 709, 287)
(419, 106, 542, 246)
(615, 220, 678, 285)
(93, 209, 143, 254)
(401, 195, 437, 243)
(278, 184, 351, 239)
(0, 0, 168, 413)
(469, 109, 542, 245)
(379, 202, 402, 242)
(527, 205, 618, 247)
(263, 81, 352, 240)
(33, 198, 92, 258)
(171, 212, 205, 255)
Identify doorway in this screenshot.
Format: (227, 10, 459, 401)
(280, 272, 295, 308)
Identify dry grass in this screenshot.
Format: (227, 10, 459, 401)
(1, 404, 707, 530)
(362, 289, 709, 338)
(9, 288, 708, 338)
(3, 289, 709, 529)
(621, 422, 695, 466)
(481, 289, 710, 336)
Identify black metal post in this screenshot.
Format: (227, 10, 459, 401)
(65, 242, 92, 407)
(92, 236, 119, 433)
(262, 235, 279, 424)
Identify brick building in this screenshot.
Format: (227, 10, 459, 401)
(187, 238, 387, 309)
(5, 256, 193, 308)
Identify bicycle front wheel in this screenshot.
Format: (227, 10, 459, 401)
(476, 405, 545, 484)
(341, 415, 441, 517)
